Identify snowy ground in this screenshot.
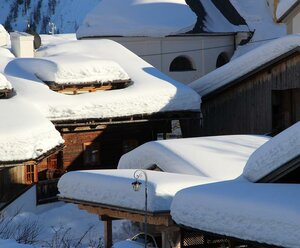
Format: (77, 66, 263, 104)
(0, 203, 139, 248)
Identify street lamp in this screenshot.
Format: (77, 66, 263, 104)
(132, 169, 148, 248)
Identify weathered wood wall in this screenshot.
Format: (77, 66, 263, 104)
(0, 166, 26, 203)
(59, 121, 171, 171)
(200, 52, 300, 136)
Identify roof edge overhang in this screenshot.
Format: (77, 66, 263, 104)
(0, 144, 65, 168)
(77, 32, 238, 40)
(51, 110, 201, 127)
(59, 197, 173, 226)
(277, 1, 300, 23)
(202, 47, 300, 101)
(256, 154, 300, 183)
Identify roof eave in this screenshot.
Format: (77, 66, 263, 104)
(0, 144, 65, 168)
(202, 47, 300, 100)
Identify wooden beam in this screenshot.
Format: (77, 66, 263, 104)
(103, 219, 112, 248)
(78, 204, 173, 226)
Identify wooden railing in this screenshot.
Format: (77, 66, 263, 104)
(36, 179, 59, 205)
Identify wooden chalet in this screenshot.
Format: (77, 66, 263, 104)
(191, 38, 300, 137)
(51, 111, 200, 172)
(0, 82, 65, 209)
(0, 144, 64, 210)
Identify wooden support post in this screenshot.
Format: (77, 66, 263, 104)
(103, 218, 112, 248)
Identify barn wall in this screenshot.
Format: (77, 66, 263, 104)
(200, 52, 300, 136)
(0, 166, 27, 206)
(59, 121, 171, 171)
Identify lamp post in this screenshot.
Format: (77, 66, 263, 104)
(132, 169, 148, 248)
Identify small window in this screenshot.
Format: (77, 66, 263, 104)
(216, 53, 229, 68)
(170, 56, 195, 72)
(83, 142, 100, 166)
(24, 163, 36, 184)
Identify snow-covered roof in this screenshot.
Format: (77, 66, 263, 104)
(58, 169, 216, 212)
(190, 35, 300, 97)
(76, 0, 247, 39)
(118, 135, 269, 180)
(276, 0, 299, 20)
(15, 56, 130, 85)
(243, 122, 300, 182)
(229, 0, 286, 59)
(0, 73, 12, 91)
(0, 48, 63, 164)
(0, 98, 64, 164)
(171, 180, 300, 248)
(5, 39, 200, 121)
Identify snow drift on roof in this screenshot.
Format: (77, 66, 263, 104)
(14, 56, 130, 85)
(5, 39, 200, 121)
(243, 122, 300, 182)
(190, 34, 300, 96)
(118, 135, 269, 180)
(276, 0, 298, 20)
(58, 169, 216, 212)
(76, 0, 196, 38)
(0, 98, 63, 163)
(0, 73, 12, 90)
(171, 180, 300, 248)
(76, 0, 247, 39)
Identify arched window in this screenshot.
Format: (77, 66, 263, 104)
(216, 53, 229, 68)
(169, 56, 195, 72)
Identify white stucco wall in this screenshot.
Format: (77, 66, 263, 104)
(105, 35, 235, 84)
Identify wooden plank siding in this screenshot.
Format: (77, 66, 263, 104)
(58, 121, 172, 172)
(0, 165, 30, 205)
(200, 52, 300, 136)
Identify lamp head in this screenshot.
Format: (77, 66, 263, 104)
(132, 180, 142, 192)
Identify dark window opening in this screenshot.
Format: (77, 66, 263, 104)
(25, 163, 36, 184)
(170, 56, 195, 72)
(216, 53, 229, 68)
(272, 89, 300, 135)
(83, 142, 100, 167)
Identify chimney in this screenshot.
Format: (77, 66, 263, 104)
(10, 32, 34, 58)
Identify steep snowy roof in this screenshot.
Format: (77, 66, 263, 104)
(5, 39, 200, 121)
(243, 122, 300, 182)
(118, 135, 269, 180)
(276, 0, 298, 20)
(58, 169, 217, 212)
(76, 0, 247, 38)
(171, 180, 300, 248)
(190, 35, 300, 97)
